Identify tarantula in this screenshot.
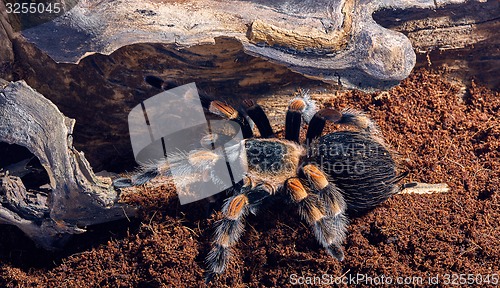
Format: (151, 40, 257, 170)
(114, 76, 407, 281)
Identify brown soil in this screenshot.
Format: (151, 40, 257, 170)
(0, 69, 498, 287)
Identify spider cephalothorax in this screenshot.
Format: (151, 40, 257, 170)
(114, 76, 407, 281)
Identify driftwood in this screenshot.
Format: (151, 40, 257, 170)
(0, 79, 135, 249)
(374, 0, 499, 90)
(17, 0, 472, 91)
(6, 0, 494, 93)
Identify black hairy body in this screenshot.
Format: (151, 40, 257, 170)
(314, 131, 401, 214)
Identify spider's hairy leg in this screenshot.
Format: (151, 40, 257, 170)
(112, 148, 226, 189)
(301, 164, 347, 260)
(208, 100, 254, 139)
(112, 160, 170, 188)
(285, 169, 347, 261)
(301, 164, 346, 213)
(337, 109, 379, 134)
(206, 193, 247, 277)
(206, 180, 271, 281)
(306, 108, 380, 142)
(285, 98, 306, 142)
(241, 99, 274, 138)
(285, 94, 317, 142)
(305, 108, 342, 143)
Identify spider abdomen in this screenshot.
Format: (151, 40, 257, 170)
(314, 131, 399, 214)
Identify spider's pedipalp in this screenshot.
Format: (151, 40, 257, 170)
(242, 99, 274, 138)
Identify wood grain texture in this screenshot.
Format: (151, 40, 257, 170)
(0, 80, 135, 249)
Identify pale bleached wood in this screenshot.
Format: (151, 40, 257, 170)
(0, 80, 135, 249)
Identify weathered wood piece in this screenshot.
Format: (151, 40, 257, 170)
(374, 0, 499, 90)
(0, 1, 14, 78)
(399, 182, 450, 194)
(0, 79, 135, 249)
(18, 0, 470, 91)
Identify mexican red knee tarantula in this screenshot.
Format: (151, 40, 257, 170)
(114, 76, 407, 281)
